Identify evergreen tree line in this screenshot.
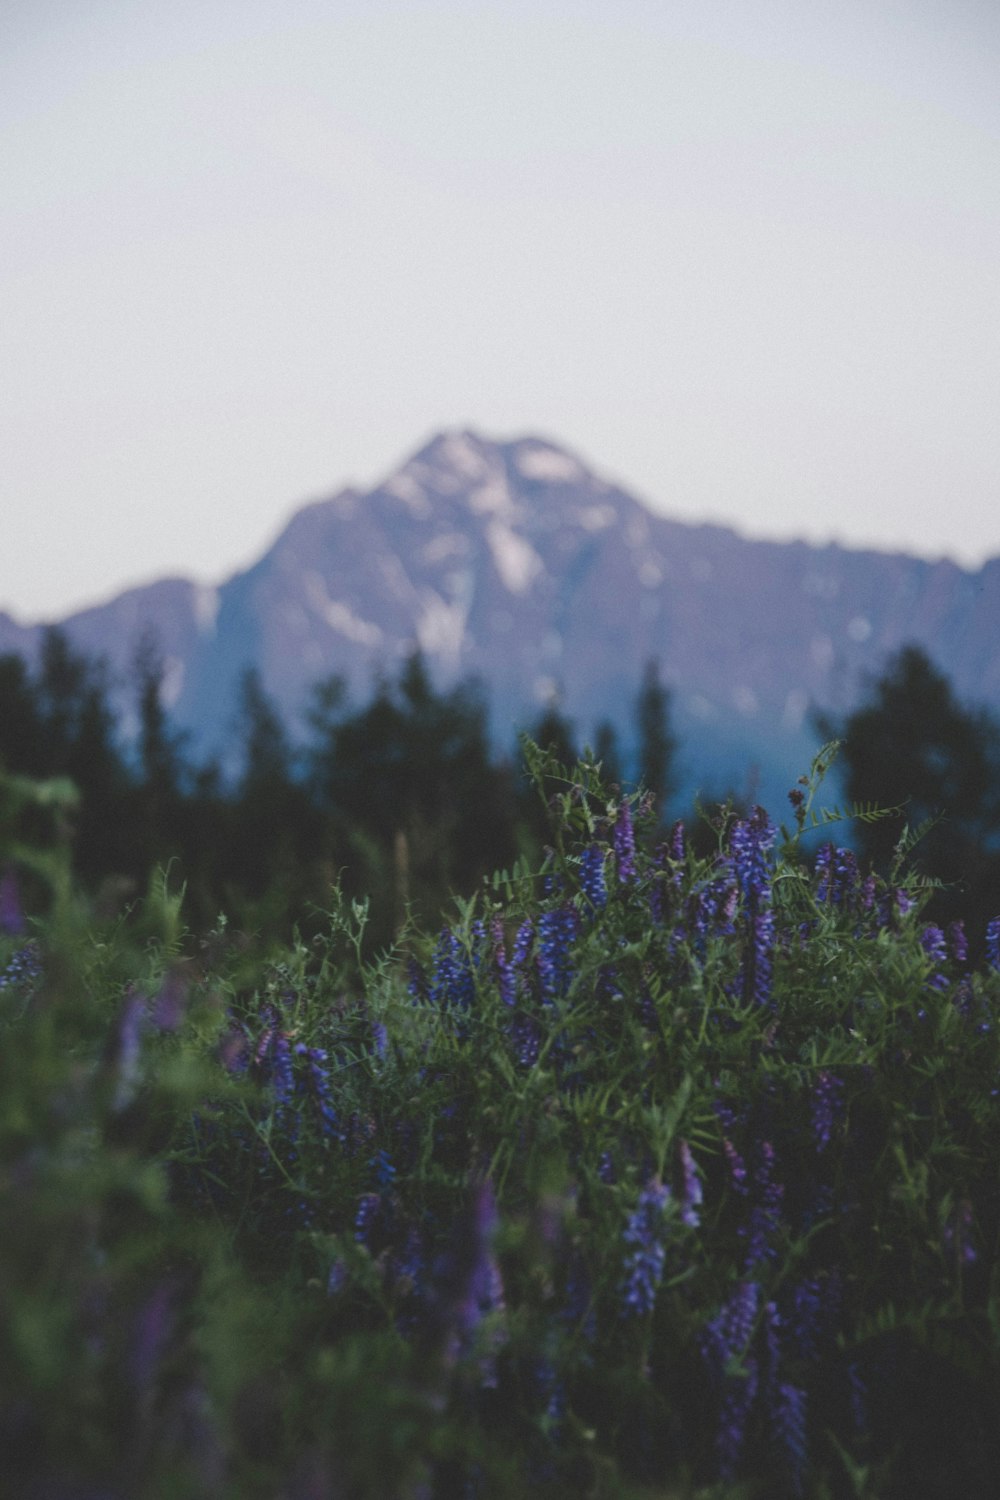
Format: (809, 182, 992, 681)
(2, 629, 999, 949)
(0, 630, 674, 944)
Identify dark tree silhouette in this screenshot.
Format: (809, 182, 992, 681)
(823, 644, 1000, 944)
(635, 658, 676, 818)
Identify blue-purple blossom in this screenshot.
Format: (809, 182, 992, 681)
(370, 1148, 397, 1188)
(948, 920, 968, 966)
(613, 801, 637, 883)
(811, 1070, 845, 1152)
(0, 864, 24, 935)
(716, 1355, 759, 1479)
(355, 1192, 382, 1244)
(986, 916, 1000, 970)
(730, 807, 775, 906)
(620, 1178, 671, 1316)
(537, 906, 579, 1001)
(443, 1182, 508, 1385)
(110, 990, 146, 1112)
(921, 925, 950, 991)
(295, 1043, 340, 1137)
(678, 1139, 703, 1228)
(723, 1139, 749, 1196)
(0, 939, 42, 991)
(579, 843, 608, 911)
(702, 1280, 760, 1371)
(741, 1141, 784, 1272)
(430, 928, 476, 1010)
(702, 1281, 761, 1479)
(769, 1377, 808, 1496)
(511, 918, 534, 969)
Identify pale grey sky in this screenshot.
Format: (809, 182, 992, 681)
(3, 0, 999, 622)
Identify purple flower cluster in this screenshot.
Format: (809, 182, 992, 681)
(920, 924, 950, 991)
(536, 906, 579, 1001)
(0, 863, 24, 935)
(620, 1178, 671, 1316)
(810, 1071, 845, 1152)
(0, 939, 42, 991)
(986, 916, 1000, 970)
(430, 928, 477, 1010)
(678, 1139, 703, 1228)
(579, 843, 608, 911)
(701, 1281, 761, 1477)
(740, 1141, 784, 1273)
(294, 1042, 340, 1138)
(613, 801, 637, 883)
(729, 809, 777, 1006)
(815, 844, 859, 906)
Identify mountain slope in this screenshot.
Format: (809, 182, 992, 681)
(4, 429, 999, 810)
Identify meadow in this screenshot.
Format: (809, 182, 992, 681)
(2, 743, 1000, 1498)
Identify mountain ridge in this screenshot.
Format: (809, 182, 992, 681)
(3, 429, 999, 811)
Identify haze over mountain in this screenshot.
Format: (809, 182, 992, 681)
(4, 430, 999, 811)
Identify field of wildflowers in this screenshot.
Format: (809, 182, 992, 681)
(2, 745, 1000, 1498)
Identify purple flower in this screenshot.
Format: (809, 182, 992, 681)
(294, 1043, 340, 1137)
(986, 916, 1000, 970)
(0, 939, 42, 991)
(701, 1281, 761, 1477)
(110, 990, 146, 1111)
(678, 1139, 703, 1228)
(354, 1192, 382, 1244)
(740, 1141, 784, 1273)
(620, 1178, 671, 1316)
(430, 928, 476, 1010)
(730, 806, 775, 908)
(703, 1280, 760, 1371)
(723, 1138, 750, 1196)
(446, 1182, 508, 1385)
(537, 906, 579, 1001)
(716, 1355, 759, 1479)
(613, 801, 637, 883)
(921, 924, 949, 991)
(579, 843, 608, 911)
(511, 918, 534, 969)
(948, 920, 968, 966)
(811, 1070, 845, 1152)
(770, 1379, 808, 1496)
(0, 864, 24, 936)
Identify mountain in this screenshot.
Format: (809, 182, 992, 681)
(4, 429, 1000, 812)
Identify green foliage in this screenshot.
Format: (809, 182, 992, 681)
(3, 744, 1000, 1497)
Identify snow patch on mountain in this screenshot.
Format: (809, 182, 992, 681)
(421, 532, 470, 565)
(487, 520, 543, 594)
(580, 504, 617, 532)
(383, 471, 433, 517)
(416, 589, 467, 668)
(304, 572, 383, 647)
(515, 445, 586, 484)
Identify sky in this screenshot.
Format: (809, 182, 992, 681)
(3, 0, 999, 623)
